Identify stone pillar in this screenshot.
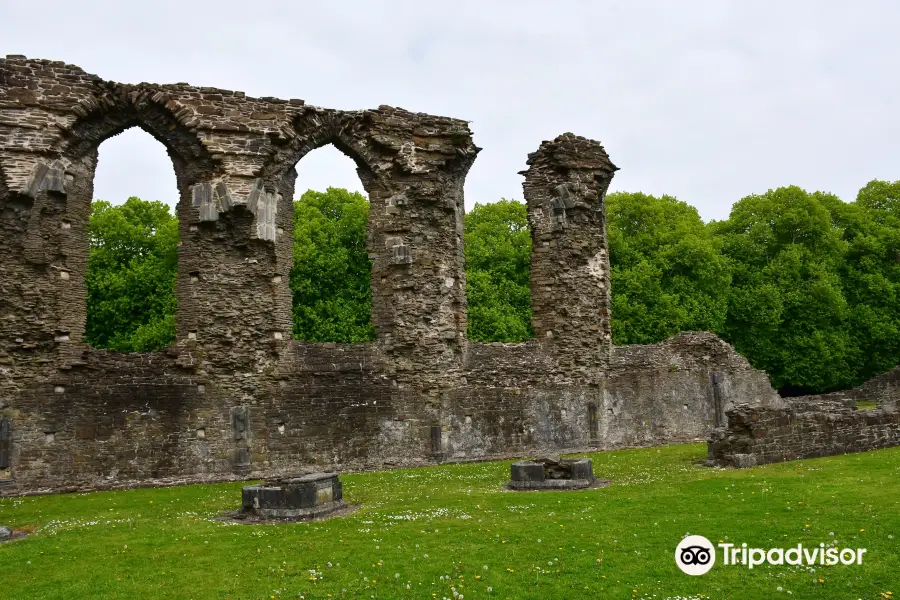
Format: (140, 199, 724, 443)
(281, 108, 477, 385)
(521, 133, 618, 375)
(176, 165, 294, 372)
(358, 108, 477, 384)
(0, 150, 96, 360)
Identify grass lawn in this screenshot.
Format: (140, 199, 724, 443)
(1, 443, 898, 600)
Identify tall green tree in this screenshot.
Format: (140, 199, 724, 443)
(711, 186, 856, 393)
(291, 187, 375, 342)
(821, 180, 900, 384)
(606, 191, 731, 345)
(85, 197, 178, 351)
(464, 199, 533, 342)
(82, 184, 898, 395)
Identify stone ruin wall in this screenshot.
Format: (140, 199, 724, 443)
(708, 367, 900, 468)
(0, 55, 888, 496)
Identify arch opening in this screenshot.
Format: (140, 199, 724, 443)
(60, 99, 218, 179)
(290, 144, 375, 343)
(84, 126, 180, 352)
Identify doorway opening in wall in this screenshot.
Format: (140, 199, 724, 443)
(0, 419, 11, 481)
(464, 199, 534, 342)
(291, 145, 375, 342)
(85, 128, 179, 352)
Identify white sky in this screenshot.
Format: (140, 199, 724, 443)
(2, 0, 898, 222)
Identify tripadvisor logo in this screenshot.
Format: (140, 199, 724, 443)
(675, 535, 867, 576)
(675, 535, 716, 575)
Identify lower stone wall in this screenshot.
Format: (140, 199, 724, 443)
(604, 333, 783, 448)
(0, 332, 820, 495)
(708, 367, 900, 467)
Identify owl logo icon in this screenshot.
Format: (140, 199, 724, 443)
(675, 535, 716, 575)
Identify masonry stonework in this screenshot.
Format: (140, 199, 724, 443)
(523, 135, 616, 379)
(0, 56, 891, 496)
(708, 367, 900, 467)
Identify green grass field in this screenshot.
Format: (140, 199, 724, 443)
(1, 443, 898, 600)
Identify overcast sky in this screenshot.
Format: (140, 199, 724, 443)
(2, 0, 898, 221)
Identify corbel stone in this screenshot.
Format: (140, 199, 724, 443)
(390, 243, 412, 265)
(241, 178, 279, 242)
(192, 182, 210, 207)
(192, 182, 218, 222)
(554, 183, 576, 209)
(192, 177, 279, 240)
(551, 197, 568, 231)
(192, 180, 239, 222)
(245, 178, 265, 214)
(38, 160, 68, 194)
(21, 162, 49, 198)
(214, 181, 234, 211)
(385, 193, 408, 216)
(384, 235, 412, 265)
(254, 189, 279, 242)
(21, 159, 74, 265)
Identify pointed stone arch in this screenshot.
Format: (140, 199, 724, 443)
(272, 109, 383, 181)
(263, 110, 389, 342)
(16, 88, 220, 352)
(57, 88, 219, 180)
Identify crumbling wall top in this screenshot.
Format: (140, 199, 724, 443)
(523, 133, 618, 173)
(0, 55, 479, 195)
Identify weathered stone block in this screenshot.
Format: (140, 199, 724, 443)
(240, 473, 344, 520)
(567, 458, 594, 480)
(508, 457, 599, 490)
(510, 461, 545, 482)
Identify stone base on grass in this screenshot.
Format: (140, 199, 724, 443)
(507, 457, 611, 491)
(218, 472, 358, 523)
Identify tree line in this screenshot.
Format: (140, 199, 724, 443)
(86, 181, 899, 395)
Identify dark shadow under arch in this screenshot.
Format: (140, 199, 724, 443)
(0, 163, 8, 200)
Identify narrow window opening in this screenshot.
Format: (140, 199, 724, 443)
(587, 402, 599, 440)
(0, 419, 11, 477)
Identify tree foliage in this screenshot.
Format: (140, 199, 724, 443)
(606, 191, 731, 345)
(712, 183, 900, 393)
(463, 199, 533, 342)
(85, 197, 178, 352)
(838, 181, 900, 383)
(84, 182, 899, 395)
(711, 187, 854, 393)
(290, 187, 376, 342)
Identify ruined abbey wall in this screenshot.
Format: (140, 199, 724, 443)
(0, 55, 857, 496)
(708, 367, 900, 467)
